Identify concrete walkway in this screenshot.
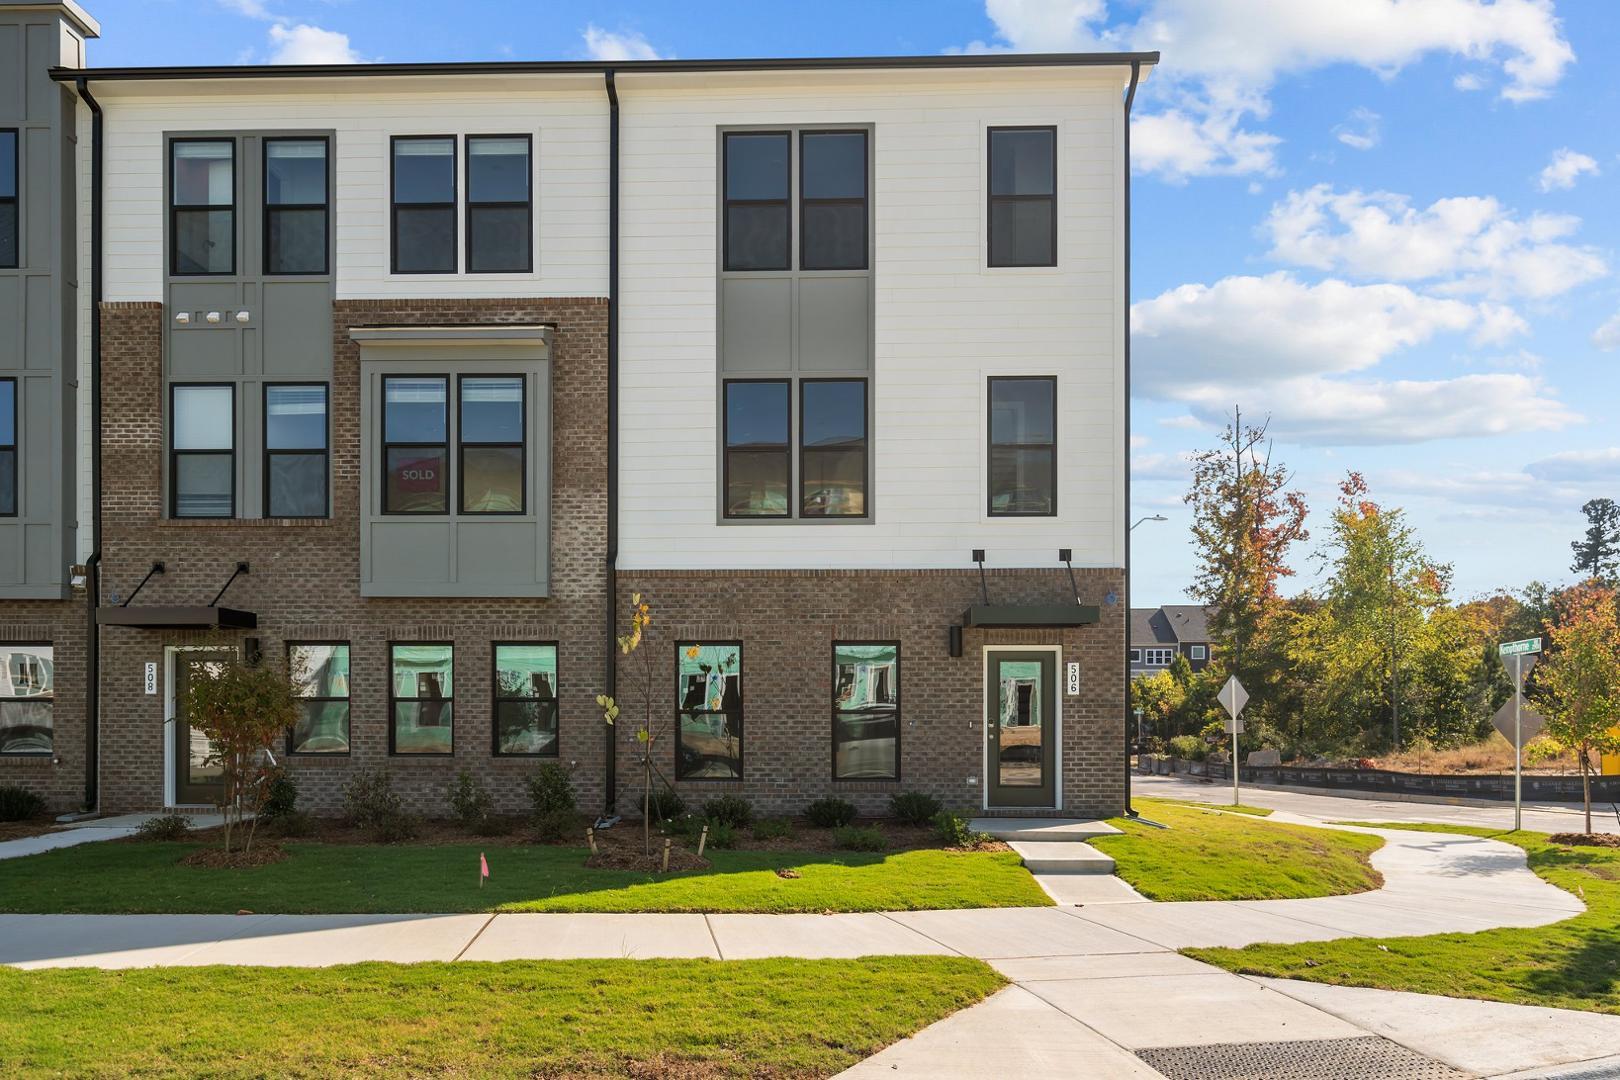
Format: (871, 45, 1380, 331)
(0, 811, 227, 861)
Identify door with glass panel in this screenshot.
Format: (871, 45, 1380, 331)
(986, 651, 1057, 807)
(173, 651, 235, 805)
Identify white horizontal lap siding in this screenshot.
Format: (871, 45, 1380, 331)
(617, 71, 1126, 571)
(98, 87, 609, 301)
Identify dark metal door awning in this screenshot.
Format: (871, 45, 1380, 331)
(95, 560, 256, 629)
(962, 604, 1100, 629)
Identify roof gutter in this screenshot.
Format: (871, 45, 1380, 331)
(603, 69, 620, 817)
(73, 75, 103, 814)
(1122, 59, 1141, 819)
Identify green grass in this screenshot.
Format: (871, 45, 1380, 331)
(0, 842, 1049, 914)
(1188, 823, 1620, 1014)
(1183, 801, 1275, 817)
(0, 956, 1004, 1078)
(1092, 798, 1384, 901)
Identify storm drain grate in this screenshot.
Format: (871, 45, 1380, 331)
(1136, 1036, 1467, 1080)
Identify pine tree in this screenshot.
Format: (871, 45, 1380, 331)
(1571, 498, 1620, 583)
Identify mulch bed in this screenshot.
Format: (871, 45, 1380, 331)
(1551, 833, 1620, 849)
(181, 845, 289, 869)
(0, 819, 60, 842)
(584, 846, 712, 873)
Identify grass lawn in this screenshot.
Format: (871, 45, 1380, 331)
(1187, 823, 1620, 1014)
(1090, 798, 1384, 901)
(0, 842, 1048, 914)
(0, 956, 1003, 1078)
(1181, 801, 1275, 817)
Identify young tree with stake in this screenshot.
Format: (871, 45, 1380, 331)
(1534, 581, 1620, 835)
(183, 659, 300, 855)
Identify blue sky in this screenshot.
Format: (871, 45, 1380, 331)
(87, 1, 1619, 607)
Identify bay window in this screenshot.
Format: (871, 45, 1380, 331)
(459, 376, 525, 513)
(383, 376, 449, 514)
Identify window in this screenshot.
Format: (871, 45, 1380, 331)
(466, 135, 531, 273)
(799, 131, 867, 271)
(723, 132, 790, 271)
(1145, 648, 1174, 666)
(288, 643, 349, 754)
(264, 384, 328, 518)
(0, 379, 14, 517)
(170, 384, 234, 518)
(390, 643, 453, 754)
(675, 642, 742, 780)
(987, 127, 1055, 268)
(1190, 645, 1208, 661)
(459, 376, 524, 513)
(0, 644, 51, 755)
(493, 643, 558, 756)
(0, 129, 16, 268)
(723, 380, 790, 518)
(171, 139, 235, 275)
(833, 642, 898, 780)
(800, 379, 866, 517)
(988, 376, 1056, 516)
(1129, 649, 1142, 663)
(383, 376, 448, 513)
(391, 136, 456, 274)
(264, 138, 328, 275)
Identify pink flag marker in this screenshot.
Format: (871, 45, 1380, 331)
(480, 851, 490, 887)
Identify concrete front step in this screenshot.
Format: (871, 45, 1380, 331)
(971, 818, 1121, 843)
(1007, 840, 1116, 875)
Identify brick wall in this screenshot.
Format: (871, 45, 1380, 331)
(0, 599, 86, 812)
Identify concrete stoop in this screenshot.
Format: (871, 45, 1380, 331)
(969, 818, 1120, 844)
(1005, 841, 1116, 875)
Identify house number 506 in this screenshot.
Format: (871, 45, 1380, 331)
(1065, 662, 1080, 696)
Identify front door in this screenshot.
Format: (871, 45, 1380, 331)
(987, 651, 1057, 807)
(173, 651, 233, 805)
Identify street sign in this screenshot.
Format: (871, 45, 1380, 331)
(1498, 638, 1544, 830)
(1499, 637, 1543, 657)
(1217, 676, 1249, 806)
(1493, 698, 1546, 749)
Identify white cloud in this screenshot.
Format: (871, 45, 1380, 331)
(1130, 434, 1150, 449)
(1333, 107, 1380, 151)
(1157, 414, 1208, 430)
(1133, 451, 1194, 481)
(1593, 311, 1620, 351)
(267, 23, 363, 64)
(1536, 148, 1600, 192)
(1526, 447, 1620, 484)
(582, 25, 662, 61)
(1263, 185, 1607, 300)
(1453, 72, 1486, 91)
(219, 0, 272, 17)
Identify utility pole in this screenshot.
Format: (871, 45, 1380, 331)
(1390, 558, 1400, 750)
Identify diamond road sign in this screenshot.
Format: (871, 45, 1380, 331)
(1493, 698, 1546, 749)
(1499, 638, 1543, 657)
(1218, 676, 1248, 735)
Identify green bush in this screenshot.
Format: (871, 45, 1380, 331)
(135, 813, 192, 841)
(700, 818, 736, 849)
(259, 769, 298, 821)
(933, 810, 992, 849)
(533, 807, 578, 843)
(644, 787, 685, 822)
(888, 791, 941, 826)
(701, 794, 754, 828)
(528, 762, 577, 819)
(448, 769, 496, 833)
(1168, 734, 1206, 762)
(833, 825, 888, 852)
(0, 785, 45, 822)
(752, 817, 793, 841)
(805, 796, 857, 828)
(341, 768, 402, 829)
(264, 810, 315, 838)
(372, 811, 418, 843)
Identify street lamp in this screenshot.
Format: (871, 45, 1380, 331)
(1131, 514, 1167, 531)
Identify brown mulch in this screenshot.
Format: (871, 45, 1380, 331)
(0, 819, 60, 842)
(181, 844, 289, 868)
(584, 846, 712, 873)
(1551, 832, 1620, 849)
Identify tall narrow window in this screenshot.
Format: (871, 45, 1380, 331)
(264, 138, 328, 275)
(800, 131, 867, 271)
(0, 130, 16, 268)
(0, 379, 14, 517)
(383, 376, 448, 513)
(288, 642, 349, 754)
(676, 642, 742, 780)
(987, 127, 1056, 268)
(171, 140, 235, 276)
(391, 136, 456, 274)
(264, 384, 329, 518)
(493, 643, 558, 756)
(170, 384, 234, 518)
(833, 642, 899, 780)
(459, 376, 524, 513)
(466, 135, 531, 273)
(723, 380, 790, 518)
(800, 379, 866, 517)
(987, 376, 1056, 517)
(723, 132, 789, 271)
(390, 643, 453, 754)
(0, 644, 52, 755)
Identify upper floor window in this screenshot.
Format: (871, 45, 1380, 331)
(264, 384, 329, 518)
(460, 376, 525, 513)
(466, 136, 532, 273)
(391, 136, 456, 274)
(723, 132, 790, 271)
(0, 379, 14, 517)
(1145, 648, 1174, 666)
(288, 642, 349, 754)
(833, 642, 899, 781)
(0, 643, 52, 755)
(1130, 649, 1142, 663)
(391, 642, 453, 754)
(799, 131, 867, 271)
(724, 129, 870, 273)
(801, 379, 866, 517)
(988, 376, 1056, 517)
(0, 130, 16, 269)
(987, 127, 1056, 268)
(170, 383, 234, 518)
(171, 140, 235, 276)
(676, 642, 743, 780)
(264, 138, 329, 275)
(1190, 645, 1208, 661)
(493, 643, 558, 756)
(382, 376, 448, 513)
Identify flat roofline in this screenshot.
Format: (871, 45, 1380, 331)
(50, 51, 1158, 83)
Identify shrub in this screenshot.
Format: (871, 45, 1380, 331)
(260, 769, 298, 821)
(752, 817, 793, 841)
(135, 813, 192, 841)
(342, 768, 402, 830)
(701, 818, 736, 849)
(372, 811, 418, 843)
(888, 791, 941, 826)
(183, 659, 300, 854)
(701, 794, 754, 829)
(645, 787, 685, 822)
(933, 810, 992, 849)
(833, 825, 888, 852)
(1168, 734, 1206, 762)
(533, 807, 578, 843)
(528, 762, 577, 819)
(448, 769, 496, 833)
(805, 796, 857, 828)
(265, 810, 315, 838)
(0, 785, 45, 822)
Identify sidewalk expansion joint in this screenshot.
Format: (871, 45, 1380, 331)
(452, 914, 496, 961)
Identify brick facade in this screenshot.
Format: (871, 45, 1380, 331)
(0, 600, 86, 813)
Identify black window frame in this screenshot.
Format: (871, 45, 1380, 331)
(169, 381, 236, 520)
(799, 377, 868, 519)
(390, 134, 458, 275)
(831, 640, 900, 782)
(169, 136, 237, 277)
(285, 640, 350, 756)
(388, 640, 455, 756)
(262, 381, 330, 519)
(262, 135, 330, 277)
(457, 372, 526, 516)
(721, 377, 792, 520)
(674, 640, 744, 782)
(798, 129, 869, 272)
(0, 376, 15, 518)
(0, 641, 52, 757)
(722, 130, 791, 272)
(491, 640, 560, 758)
(986, 375, 1057, 518)
(0, 128, 16, 270)
(381, 374, 450, 515)
(986, 125, 1057, 269)
(464, 133, 533, 275)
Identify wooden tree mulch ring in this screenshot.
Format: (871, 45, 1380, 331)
(1551, 832, 1620, 848)
(585, 847, 710, 873)
(181, 845, 289, 869)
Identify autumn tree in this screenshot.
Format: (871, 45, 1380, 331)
(1571, 498, 1620, 583)
(184, 659, 300, 854)
(1534, 581, 1620, 834)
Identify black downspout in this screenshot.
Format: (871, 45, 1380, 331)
(603, 70, 620, 816)
(1122, 60, 1141, 819)
(75, 77, 103, 814)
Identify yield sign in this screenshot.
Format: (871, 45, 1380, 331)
(1492, 699, 1546, 750)
(1218, 676, 1248, 735)
(1508, 652, 1538, 690)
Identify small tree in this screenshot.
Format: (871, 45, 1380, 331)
(1534, 581, 1620, 834)
(184, 659, 300, 854)
(1571, 498, 1620, 583)
(597, 593, 675, 857)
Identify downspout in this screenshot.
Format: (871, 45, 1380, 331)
(1122, 60, 1141, 818)
(74, 76, 103, 813)
(603, 70, 620, 816)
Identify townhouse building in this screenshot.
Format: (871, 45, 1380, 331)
(1130, 605, 1216, 679)
(0, 0, 1154, 820)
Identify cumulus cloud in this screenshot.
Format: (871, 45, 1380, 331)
(1333, 107, 1381, 151)
(1133, 451, 1195, 481)
(1593, 311, 1620, 351)
(582, 25, 663, 61)
(1536, 148, 1599, 192)
(267, 23, 363, 64)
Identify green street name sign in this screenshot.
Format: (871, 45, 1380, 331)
(1499, 638, 1543, 657)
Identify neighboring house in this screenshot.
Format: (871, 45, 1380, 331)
(0, 0, 1156, 819)
(1130, 606, 1215, 679)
